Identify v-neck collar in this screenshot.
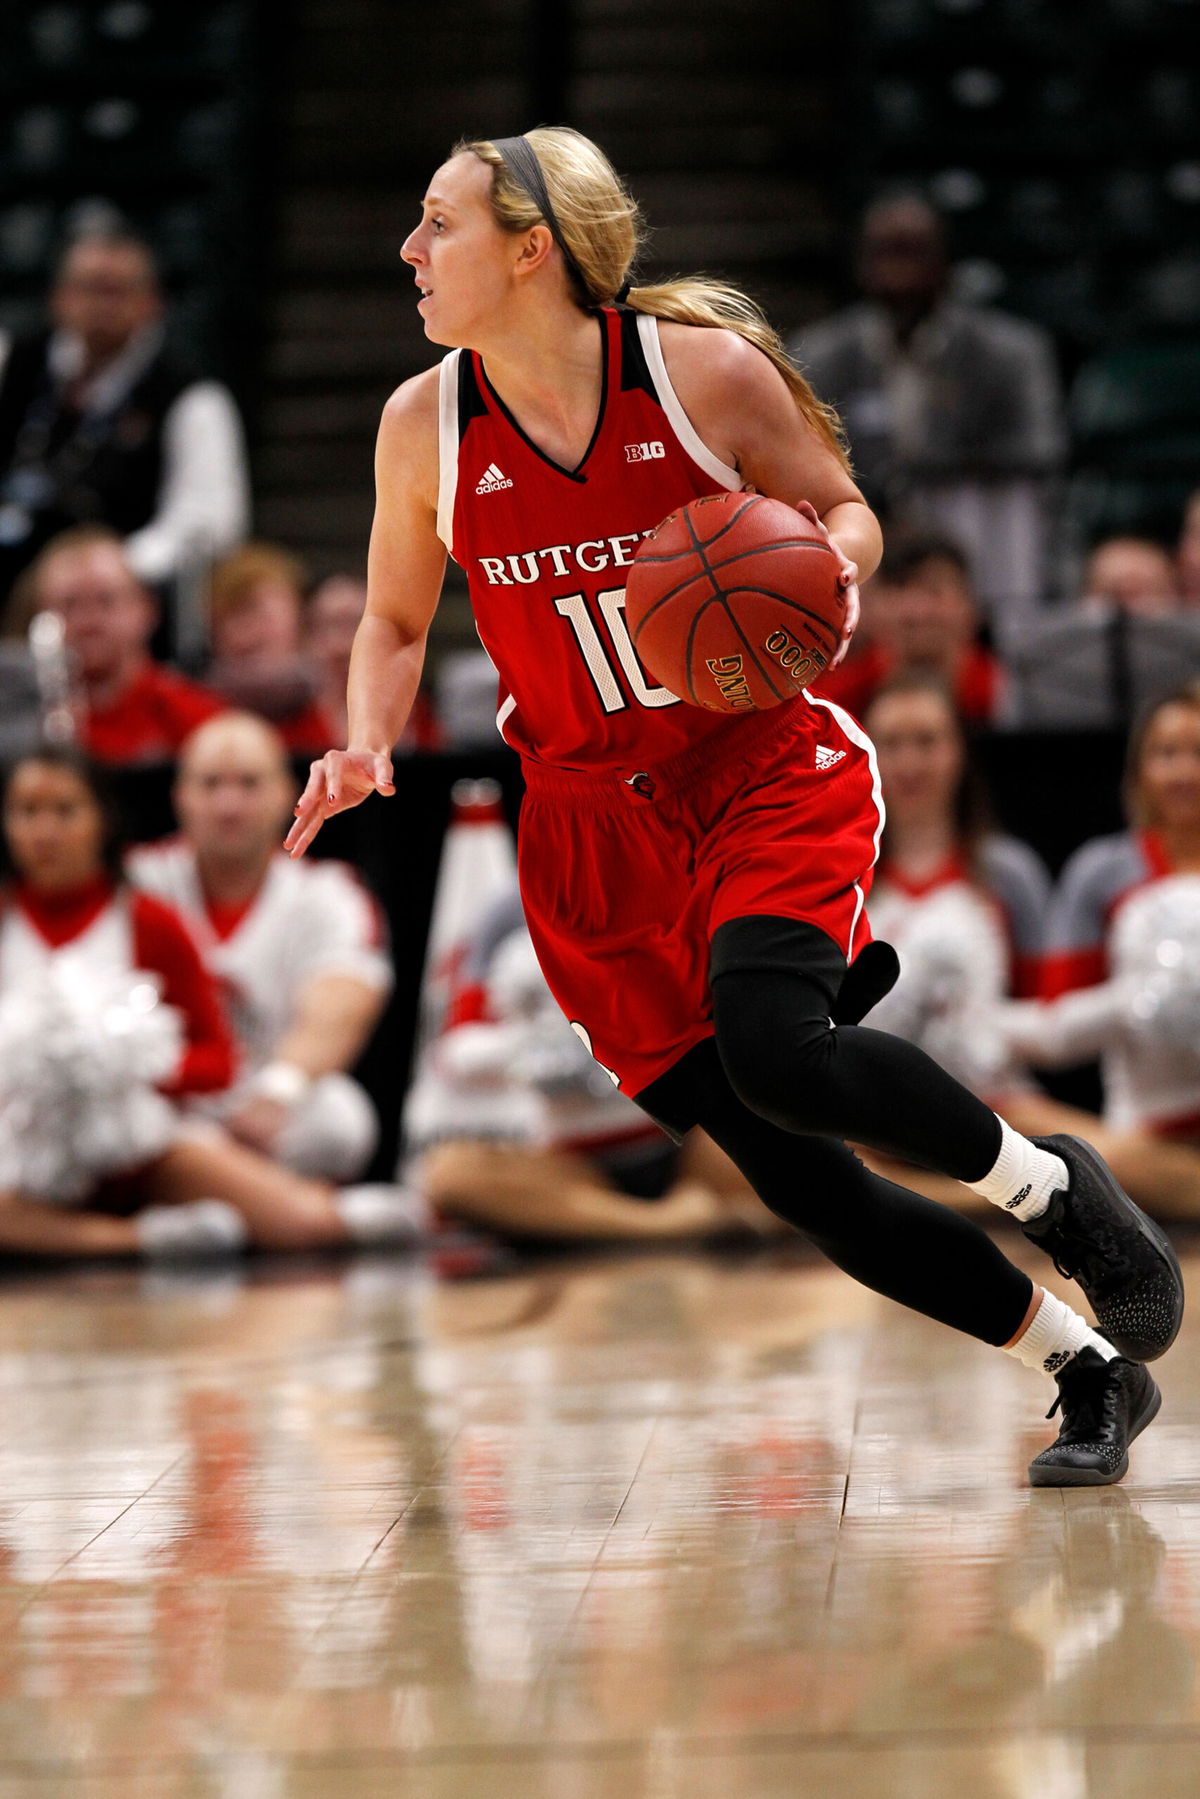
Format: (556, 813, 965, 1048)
(475, 311, 611, 485)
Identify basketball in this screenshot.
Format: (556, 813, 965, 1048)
(625, 491, 847, 713)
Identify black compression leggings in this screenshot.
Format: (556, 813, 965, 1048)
(635, 918, 1034, 1347)
(710, 915, 1005, 1180)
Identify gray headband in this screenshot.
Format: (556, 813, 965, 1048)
(492, 135, 630, 306)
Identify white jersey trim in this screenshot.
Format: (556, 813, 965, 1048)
(802, 691, 886, 960)
(636, 314, 741, 492)
(436, 349, 462, 553)
(496, 692, 518, 742)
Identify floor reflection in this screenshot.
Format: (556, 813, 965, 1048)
(0, 1246, 1191, 1794)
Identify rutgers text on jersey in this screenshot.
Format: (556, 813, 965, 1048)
(439, 305, 757, 772)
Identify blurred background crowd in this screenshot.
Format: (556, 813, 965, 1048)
(0, 0, 1199, 1258)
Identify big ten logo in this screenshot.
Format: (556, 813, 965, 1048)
(624, 441, 666, 462)
(763, 627, 827, 689)
(705, 653, 755, 710)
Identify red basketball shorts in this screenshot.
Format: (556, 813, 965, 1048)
(517, 693, 884, 1097)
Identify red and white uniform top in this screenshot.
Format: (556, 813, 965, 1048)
(0, 876, 234, 1096)
(865, 835, 1051, 1100)
(438, 304, 757, 773)
(128, 841, 392, 1071)
(1031, 830, 1200, 1136)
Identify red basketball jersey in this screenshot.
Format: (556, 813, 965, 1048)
(440, 306, 759, 771)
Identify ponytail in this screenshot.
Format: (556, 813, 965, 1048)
(623, 277, 848, 468)
(457, 128, 851, 471)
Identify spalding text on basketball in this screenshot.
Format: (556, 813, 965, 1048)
(705, 654, 755, 710)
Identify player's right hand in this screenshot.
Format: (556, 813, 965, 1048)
(284, 749, 395, 857)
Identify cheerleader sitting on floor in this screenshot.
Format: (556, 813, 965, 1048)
(0, 746, 418, 1257)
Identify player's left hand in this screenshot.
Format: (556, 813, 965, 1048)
(794, 500, 860, 667)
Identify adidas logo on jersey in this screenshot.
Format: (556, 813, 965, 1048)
(815, 744, 846, 771)
(475, 462, 514, 494)
(625, 440, 665, 462)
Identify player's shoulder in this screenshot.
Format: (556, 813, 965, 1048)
(377, 364, 441, 500)
(657, 319, 773, 385)
(656, 318, 789, 424)
(381, 364, 441, 434)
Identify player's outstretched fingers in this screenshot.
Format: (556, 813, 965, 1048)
(293, 756, 329, 819)
(326, 753, 343, 809)
(285, 799, 329, 858)
(284, 757, 333, 858)
(286, 750, 398, 855)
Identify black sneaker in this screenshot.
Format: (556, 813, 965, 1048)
(1022, 1134, 1184, 1362)
(1029, 1348, 1161, 1487)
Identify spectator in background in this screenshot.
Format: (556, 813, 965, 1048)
(13, 525, 224, 764)
(1080, 536, 1179, 616)
(130, 712, 392, 1182)
(0, 226, 248, 606)
(305, 572, 440, 754)
(858, 675, 1049, 1100)
(790, 191, 1064, 639)
(0, 746, 417, 1257)
(1178, 488, 1200, 606)
(1007, 681, 1200, 1150)
(306, 575, 365, 749)
(812, 532, 1003, 723)
(207, 543, 334, 756)
(1001, 530, 1200, 728)
(418, 886, 773, 1242)
(851, 678, 1200, 1218)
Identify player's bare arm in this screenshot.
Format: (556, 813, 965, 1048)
(286, 371, 445, 856)
(659, 322, 882, 578)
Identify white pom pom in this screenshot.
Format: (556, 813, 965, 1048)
(0, 959, 185, 1201)
(1114, 877, 1200, 1050)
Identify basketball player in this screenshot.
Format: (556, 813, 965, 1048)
(286, 128, 1182, 1485)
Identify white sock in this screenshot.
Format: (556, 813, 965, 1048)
(335, 1184, 431, 1246)
(963, 1118, 1069, 1223)
(1004, 1288, 1118, 1376)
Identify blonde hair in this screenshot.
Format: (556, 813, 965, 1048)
(1126, 678, 1200, 827)
(208, 541, 309, 626)
(455, 127, 849, 468)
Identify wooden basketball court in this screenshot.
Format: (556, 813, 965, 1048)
(0, 1233, 1195, 1795)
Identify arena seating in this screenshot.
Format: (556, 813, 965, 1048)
(0, 1, 265, 381)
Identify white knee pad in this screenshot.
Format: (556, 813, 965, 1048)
(276, 1074, 380, 1181)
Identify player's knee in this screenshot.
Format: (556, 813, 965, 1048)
(711, 972, 835, 1132)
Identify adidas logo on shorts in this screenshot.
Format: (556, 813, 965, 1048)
(475, 462, 514, 494)
(815, 744, 846, 771)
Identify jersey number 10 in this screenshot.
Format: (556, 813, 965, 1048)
(555, 587, 681, 713)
